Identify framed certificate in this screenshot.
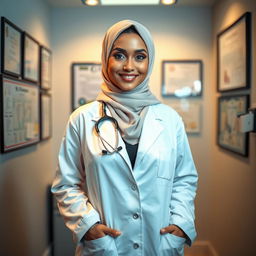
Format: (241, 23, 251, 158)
(71, 62, 102, 110)
(40, 46, 52, 90)
(217, 95, 249, 156)
(40, 93, 52, 140)
(171, 101, 201, 134)
(0, 75, 40, 153)
(1, 17, 22, 77)
(162, 60, 203, 98)
(23, 33, 40, 83)
(217, 12, 251, 92)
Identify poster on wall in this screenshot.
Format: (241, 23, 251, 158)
(0, 75, 40, 153)
(40, 46, 52, 90)
(161, 60, 203, 98)
(23, 33, 40, 83)
(217, 95, 249, 156)
(217, 12, 251, 92)
(71, 63, 102, 110)
(171, 101, 201, 134)
(1, 17, 22, 77)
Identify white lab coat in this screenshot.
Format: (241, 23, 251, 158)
(52, 101, 198, 256)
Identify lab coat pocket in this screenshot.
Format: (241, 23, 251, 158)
(157, 147, 175, 180)
(83, 235, 118, 256)
(160, 234, 185, 256)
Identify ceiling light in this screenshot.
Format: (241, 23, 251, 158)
(81, 0, 99, 6)
(161, 0, 177, 5)
(101, 0, 160, 5)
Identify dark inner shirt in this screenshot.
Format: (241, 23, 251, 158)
(123, 140, 139, 169)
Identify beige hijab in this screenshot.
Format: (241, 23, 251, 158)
(96, 20, 160, 145)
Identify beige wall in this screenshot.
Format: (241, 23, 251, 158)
(0, 0, 53, 255)
(209, 0, 256, 255)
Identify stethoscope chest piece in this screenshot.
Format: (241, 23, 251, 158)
(95, 102, 122, 155)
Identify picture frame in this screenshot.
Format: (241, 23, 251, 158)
(22, 32, 40, 83)
(217, 94, 249, 156)
(217, 12, 251, 92)
(0, 75, 40, 153)
(40, 93, 52, 140)
(171, 101, 201, 134)
(71, 62, 102, 110)
(161, 60, 203, 98)
(40, 46, 52, 90)
(1, 17, 22, 77)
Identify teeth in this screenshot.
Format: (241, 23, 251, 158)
(121, 75, 136, 80)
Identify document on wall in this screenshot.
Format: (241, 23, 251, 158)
(4, 22, 21, 75)
(2, 77, 40, 152)
(72, 63, 102, 110)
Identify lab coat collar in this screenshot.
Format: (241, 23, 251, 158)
(91, 103, 164, 171)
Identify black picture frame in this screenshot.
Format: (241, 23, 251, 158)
(71, 62, 102, 110)
(217, 12, 251, 92)
(22, 32, 40, 84)
(40, 92, 52, 140)
(1, 17, 23, 78)
(40, 46, 52, 90)
(217, 94, 249, 157)
(161, 60, 203, 98)
(0, 75, 40, 153)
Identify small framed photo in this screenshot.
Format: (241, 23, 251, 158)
(71, 62, 102, 110)
(1, 17, 22, 77)
(217, 95, 249, 156)
(40, 93, 52, 140)
(0, 75, 40, 153)
(23, 32, 40, 83)
(161, 60, 203, 98)
(40, 46, 52, 90)
(171, 101, 201, 134)
(217, 12, 251, 92)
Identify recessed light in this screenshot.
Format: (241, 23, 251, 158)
(81, 0, 99, 6)
(161, 0, 177, 5)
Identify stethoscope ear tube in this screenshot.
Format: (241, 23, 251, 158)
(95, 101, 121, 155)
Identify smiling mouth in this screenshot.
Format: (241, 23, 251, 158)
(119, 74, 138, 82)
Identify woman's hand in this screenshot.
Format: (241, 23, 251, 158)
(84, 224, 121, 241)
(160, 224, 186, 238)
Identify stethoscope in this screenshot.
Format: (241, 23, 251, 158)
(95, 101, 123, 155)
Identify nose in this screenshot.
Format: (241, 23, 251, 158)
(123, 57, 134, 72)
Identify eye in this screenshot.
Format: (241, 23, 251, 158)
(113, 53, 126, 60)
(135, 54, 147, 61)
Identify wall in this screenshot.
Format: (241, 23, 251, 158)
(0, 0, 53, 255)
(209, 0, 256, 255)
(51, 5, 212, 242)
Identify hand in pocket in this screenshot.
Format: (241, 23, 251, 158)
(160, 224, 186, 239)
(84, 224, 121, 241)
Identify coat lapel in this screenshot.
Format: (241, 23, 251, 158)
(134, 107, 164, 168)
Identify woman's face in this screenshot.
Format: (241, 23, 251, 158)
(107, 32, 149, 91)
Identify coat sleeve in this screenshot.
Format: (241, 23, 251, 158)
(51, 116, 101, 243)
(169, 116, 198, 246)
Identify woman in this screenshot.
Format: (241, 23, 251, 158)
(52, 20, 198, 256)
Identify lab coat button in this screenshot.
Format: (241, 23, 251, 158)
(131, 184, 137, 191)
(133, 213, 139, 219)
(133, 243, 139, 249)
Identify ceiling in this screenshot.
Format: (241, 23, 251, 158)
(47, 0, 217, 7)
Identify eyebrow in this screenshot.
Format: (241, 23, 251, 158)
(111, 47, 147, 54)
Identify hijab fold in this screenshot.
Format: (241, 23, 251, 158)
(96, 20, 160, 145)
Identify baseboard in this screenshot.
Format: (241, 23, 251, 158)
(184, 240, 219, 256)
(42, 245, 52, 256)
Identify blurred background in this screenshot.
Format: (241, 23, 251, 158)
(0, 0, 255, 255)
